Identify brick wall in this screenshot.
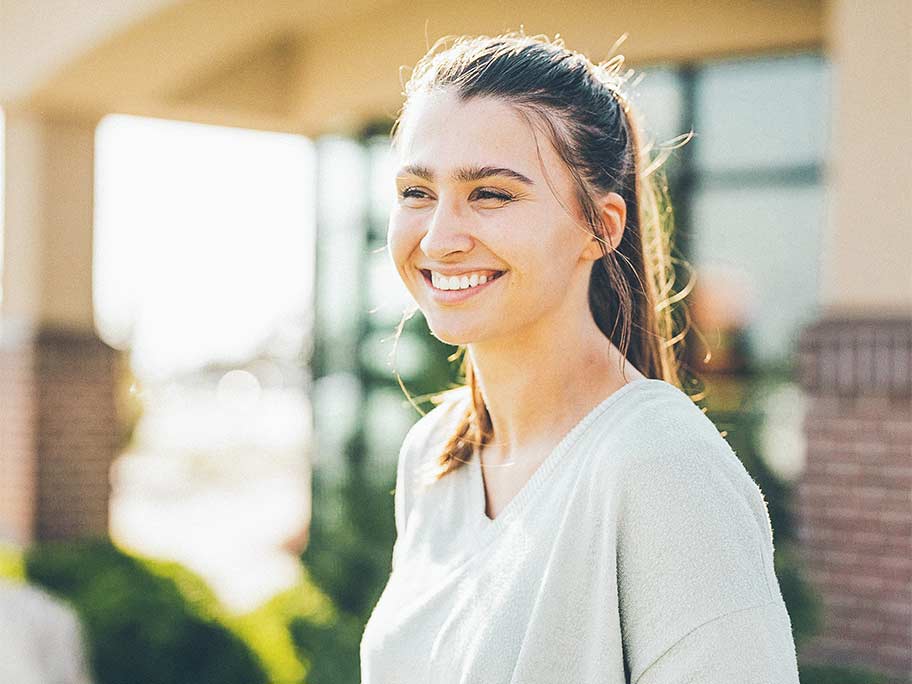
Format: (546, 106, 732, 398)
(0, 333, 37, 544)
(0, 325, 119, 542)
(796, 317, 912, 680)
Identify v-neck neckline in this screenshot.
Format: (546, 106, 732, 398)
(469, 377, 655, 538)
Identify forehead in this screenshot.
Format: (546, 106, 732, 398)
(395, 90, 562, 183)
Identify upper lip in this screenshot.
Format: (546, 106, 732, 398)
(419, 266, 505, 276)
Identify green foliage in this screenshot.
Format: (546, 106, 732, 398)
(702, 370, 824, 649)
(773, 542, 824, 651)
(228, 568, 337, 684)
(297, 467, 397, 684)
(25, 539, 269, 684)
(800, 663, 896, 684)
(0, 542, 25, 582)
(290, 608, 366, 684)
(304, 469, 397, 618)
(301, 311, 459, 683)
(3, 537, 343, 684)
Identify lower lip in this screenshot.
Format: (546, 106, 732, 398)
(421, 270, 506, 304)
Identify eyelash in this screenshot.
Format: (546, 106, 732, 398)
(399, 187, 515, 202)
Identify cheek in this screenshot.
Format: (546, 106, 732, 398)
(387, 210, 420, 276)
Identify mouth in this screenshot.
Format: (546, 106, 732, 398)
(419, 269, 507, 302)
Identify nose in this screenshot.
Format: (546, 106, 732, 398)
(418, 197, 474, 260)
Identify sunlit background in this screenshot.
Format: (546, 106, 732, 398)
(94, 115, 316, 611)
(1, 3, 909, 684)
(2, 47, 825, 616)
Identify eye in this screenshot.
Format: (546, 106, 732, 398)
(397, 186, 435, 207)
(471, 188, 515, 203)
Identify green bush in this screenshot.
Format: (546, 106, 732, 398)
(25, 539, 269, 684)
(1, 538, 344, 684)
(297, 467, 398, 684)
(800, 663, 896, 684)
(228, 568, 337, 684)
(0, 542, 25, 582)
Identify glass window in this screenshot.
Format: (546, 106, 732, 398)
(368, 136, 396, 234)
(314, 137, 368, 344)
(695, 55, 830, 171)
(691, 184, 826, 364)
(631, 66, 686, 148)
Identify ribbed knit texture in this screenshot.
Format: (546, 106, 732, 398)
(360, 378, 801, 683)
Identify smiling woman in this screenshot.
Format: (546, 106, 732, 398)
(360, 32, 801, 684)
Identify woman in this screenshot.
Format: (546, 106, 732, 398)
(360, 32, 801, 683)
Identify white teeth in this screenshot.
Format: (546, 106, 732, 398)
(429, 270, 500, 291)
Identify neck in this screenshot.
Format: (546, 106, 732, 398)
(466, 285, 644, 462)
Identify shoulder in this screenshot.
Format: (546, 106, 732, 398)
(401, 387, 471, 459)
(397, 387, 471, 484)
(604, 382, 784, 679)
(598, 379, 758, 501)
(614, 380, 770, 533)
(610, 379, 732, 457)
(393, 387, 470, 541)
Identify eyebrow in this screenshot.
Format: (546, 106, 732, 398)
(397, 163, 535, 186)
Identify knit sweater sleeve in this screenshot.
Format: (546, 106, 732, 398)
(615, 418, 800, 684)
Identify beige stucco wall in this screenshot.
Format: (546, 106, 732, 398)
(292, 0, 824, 135)
(5, 0, 824, 135)
(0, 0, 180, 103)
(820, 0, 912, 314)
(3, 0, 909, 320)
(1, 110, 97, 334)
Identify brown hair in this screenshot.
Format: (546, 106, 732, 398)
(389, 32, 697, 481)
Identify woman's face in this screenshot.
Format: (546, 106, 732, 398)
(388, 90, 600, 346)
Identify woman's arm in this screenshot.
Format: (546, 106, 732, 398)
(616, 428, 800, 684)
(636, 598, 799, 683)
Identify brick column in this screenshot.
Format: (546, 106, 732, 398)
(1, 109, 119, 542)
(795, 318, 912, 679)
(796, 2, 912, 676)
(33, 329, 120, 540)
(0, 326, 37, 544)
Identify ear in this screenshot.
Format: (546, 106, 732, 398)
(581, 191, 627, 261)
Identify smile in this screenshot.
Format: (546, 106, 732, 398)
(420, 269, 507, 303)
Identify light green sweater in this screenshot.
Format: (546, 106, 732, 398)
(361, 378, 801, 683)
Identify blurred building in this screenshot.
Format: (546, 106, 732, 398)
(0, 0, 909, 680)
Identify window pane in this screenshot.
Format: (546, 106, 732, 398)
(631, 66, 686, 148)
(368, 136, 396, 233)
(315, 137, 368, 343)
(695, 55, 830, 170)
(691, 184, 826, 365)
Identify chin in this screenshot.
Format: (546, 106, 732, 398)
(425, 319, 492, 346)
(428, 327, 477, 346)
